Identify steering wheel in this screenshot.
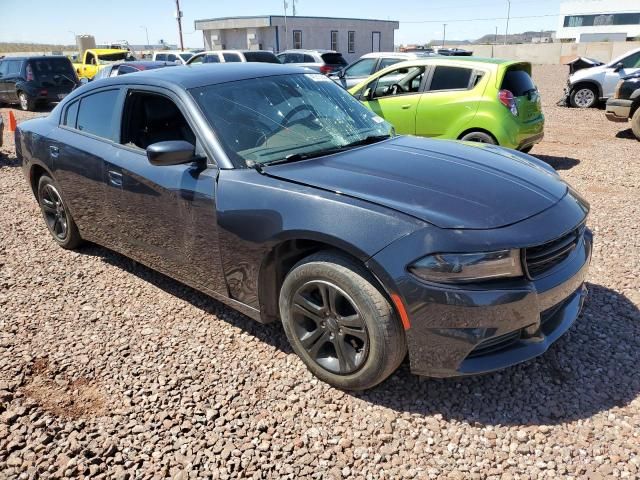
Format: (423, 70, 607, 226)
(281, 104, 320, 127)
(389, 83, 406, 95)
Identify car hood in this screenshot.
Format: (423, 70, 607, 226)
(264, 136, 568, 229)
(570, 64, 606, 82)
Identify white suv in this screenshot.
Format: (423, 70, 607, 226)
(566, 47, 640, 108)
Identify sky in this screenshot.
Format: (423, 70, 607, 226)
(0, 0, 562, 47)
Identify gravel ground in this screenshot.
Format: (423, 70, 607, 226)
(1, 64, 639, 479)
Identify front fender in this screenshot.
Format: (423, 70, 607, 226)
(215, 168, 425, 310)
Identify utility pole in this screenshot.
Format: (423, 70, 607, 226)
(175, 0, 184, 51)
(504, 0, 511, 45)
(284, 0, 289, 50)
(442, 24, 447, 48)
(140, 26, 150, 49)
(292, 0, 297, 16)
(494, 26, 498, 45)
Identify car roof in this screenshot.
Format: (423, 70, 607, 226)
(392, 56, 521, 67)
(0, 55, 70, 61)
(360, 52, 434, 59)
(279, 49, 338, 54)
(198, 50, 276, 55)
(90, 49, 129, 55)
(121, 61, 176, 69)
(87, 63, 308, 90)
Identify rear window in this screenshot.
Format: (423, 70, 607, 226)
(429, 66, 473, 91)
(501, 68, 536, 97)
(321, 53, 347, 66)
(29, 58, 75, 78)
(77, 89, 120, 139)
(243, 52, 280, 64)
(223, 53, 242, 62)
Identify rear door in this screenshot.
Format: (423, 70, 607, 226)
(415, 64, 481, 138)
(360, 65, 427, 134)
(2, 60, 23, 103)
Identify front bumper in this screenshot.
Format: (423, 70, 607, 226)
(605, 98, 632, 122)
(368, 191, 592, 377)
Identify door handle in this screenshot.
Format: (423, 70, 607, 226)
(401, 104, 412, 109)
(107, 170, 123, 187)
(49, 145, 59, 157)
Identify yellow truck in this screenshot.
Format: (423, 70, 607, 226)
(72, 48, 130, 80)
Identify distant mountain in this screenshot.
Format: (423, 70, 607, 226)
(0, 42, 75, 53)
(474, 31, 555, 44)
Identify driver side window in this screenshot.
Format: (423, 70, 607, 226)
(621, 51, 640, 69)
(86, 52, 96, 65)
(369, 66, 426, 99)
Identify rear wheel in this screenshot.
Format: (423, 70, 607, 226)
(18, 91, 36, 111)
(279, 251, 406, 391)
(37, 175, 82, 249)
(631, 107, 640, 140)
(570, 86, 597, 108)
(460, 131, 497, 145)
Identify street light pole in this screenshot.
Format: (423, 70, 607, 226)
(504, 0, 511, 45)
(494, 26, 498, 45)
(175, 0, 184, 51)
(284, 0, 289, 50)
(442, 23, 447, 48)
(140, 26, 150, 49)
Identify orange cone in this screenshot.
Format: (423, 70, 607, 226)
(8, 111, 17, 132)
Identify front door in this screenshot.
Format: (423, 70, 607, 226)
(360, 65, 426, 135)
(602, 50, 640, 98)
(102, 88, 227, 296)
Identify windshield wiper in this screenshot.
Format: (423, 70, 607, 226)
(261, 134, 391, 168)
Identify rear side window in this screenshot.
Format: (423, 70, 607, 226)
(204, 54, 220, 63)
(429, 66, 473, 91)
(63, 100, 79, 128)
(167, 54, 178, 62)
(501, 68, 536, 96)
(117, 65, 137, 75)
(345, 58, 376, 77)
(243, 52, 280, 63)
(0, 61, 8, 76)
(223, 53, 242, 62)
(321, 53, 347, 66)
(378, 58, 403, 71)
(6, 60, 22, 75)
(77, 89, 120, 139)
(303, 54, 316, 63)
(155, 53, 167, 61)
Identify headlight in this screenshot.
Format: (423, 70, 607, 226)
(408, 250, 523, 283)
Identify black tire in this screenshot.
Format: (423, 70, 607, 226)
(569, 85, 597, 108)
(631, 107, 640, 141)
(37, 175, 82, 249)
(279, 251, 407, 391)
(18, 91, 36, 111)
(460, 131, 497, 145)
(520, 145, 533, 154)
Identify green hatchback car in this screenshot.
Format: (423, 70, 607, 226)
(348, 57, 544, 151)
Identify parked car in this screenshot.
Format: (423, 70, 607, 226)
(330, 52, 436, 89)
(563, 47, 640, 108)
(0, 56, 79, 111)
(0, 112, 3, 147)
(605, 71, 640, 140)
(152, 50, 196, 65)
(72, 49, 132, 80)
(277, 49, 347, 74)
(92, 61, 177, 80)
(187, 50, 280, 65)
(349, 57, 544, 152)
(15, 64, 591, 390)
(435, 47, 473, 56)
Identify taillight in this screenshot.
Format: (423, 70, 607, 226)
(320, 65, 332, 75)
(26, 64, 34, 81)
(614, 80, 623, 99)
(498, 89, 518, 116)
(40, 89, 48, 96)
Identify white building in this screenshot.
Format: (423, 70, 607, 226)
(194, 16, 399, 62)
(557, 0, 640, 42)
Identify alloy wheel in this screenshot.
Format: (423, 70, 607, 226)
(574, 88, 595, 108)
(39, 183, 69, 241)
(19, 93, 29, 111)
(290, 280, 369, 375)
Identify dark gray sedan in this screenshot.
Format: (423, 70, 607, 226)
(15, 64, 592, 390)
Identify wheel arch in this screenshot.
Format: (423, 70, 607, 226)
(257, 236, 390, 324)
(457, 127, 499, 145)
(29, 163, 53, 199)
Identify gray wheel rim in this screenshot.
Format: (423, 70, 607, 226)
(465, 134, 492, 144)
(19, 93, 28, 110)
(574, 88, 595, 108)
(40, 184, 69, 241)
(290, 280, 369, 375)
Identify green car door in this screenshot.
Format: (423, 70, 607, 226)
(358, 65, 427, 135)
(415, 65, 485, 138)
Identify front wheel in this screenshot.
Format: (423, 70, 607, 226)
(631, 107, 640, 140)
(37, 175, 83, 249)
(570, 86, 597, 108)
(279, 251, 407, 391)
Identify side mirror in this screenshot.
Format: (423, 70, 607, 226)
(79, 77, 89, 85)
(614, 62, 624, 72)
(147, 141, 197, 166)
(363, 87, 375, 101)
(338, 68, 346, 78)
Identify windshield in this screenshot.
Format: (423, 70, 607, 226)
(97, 52, 129, 64)
(190, 73, 393, 167)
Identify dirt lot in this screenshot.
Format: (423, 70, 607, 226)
(1, 65, 639, 479)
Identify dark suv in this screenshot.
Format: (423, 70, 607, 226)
(0, 56, 79, 111)
(605, 71, 640, 140)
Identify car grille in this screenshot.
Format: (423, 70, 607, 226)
(524, 224, 584, 279)
(467, 330, 521, 358)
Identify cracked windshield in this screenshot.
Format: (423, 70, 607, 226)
(191, 73, 393, 166)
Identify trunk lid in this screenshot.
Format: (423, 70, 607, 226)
(500, 63, 543, 123)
